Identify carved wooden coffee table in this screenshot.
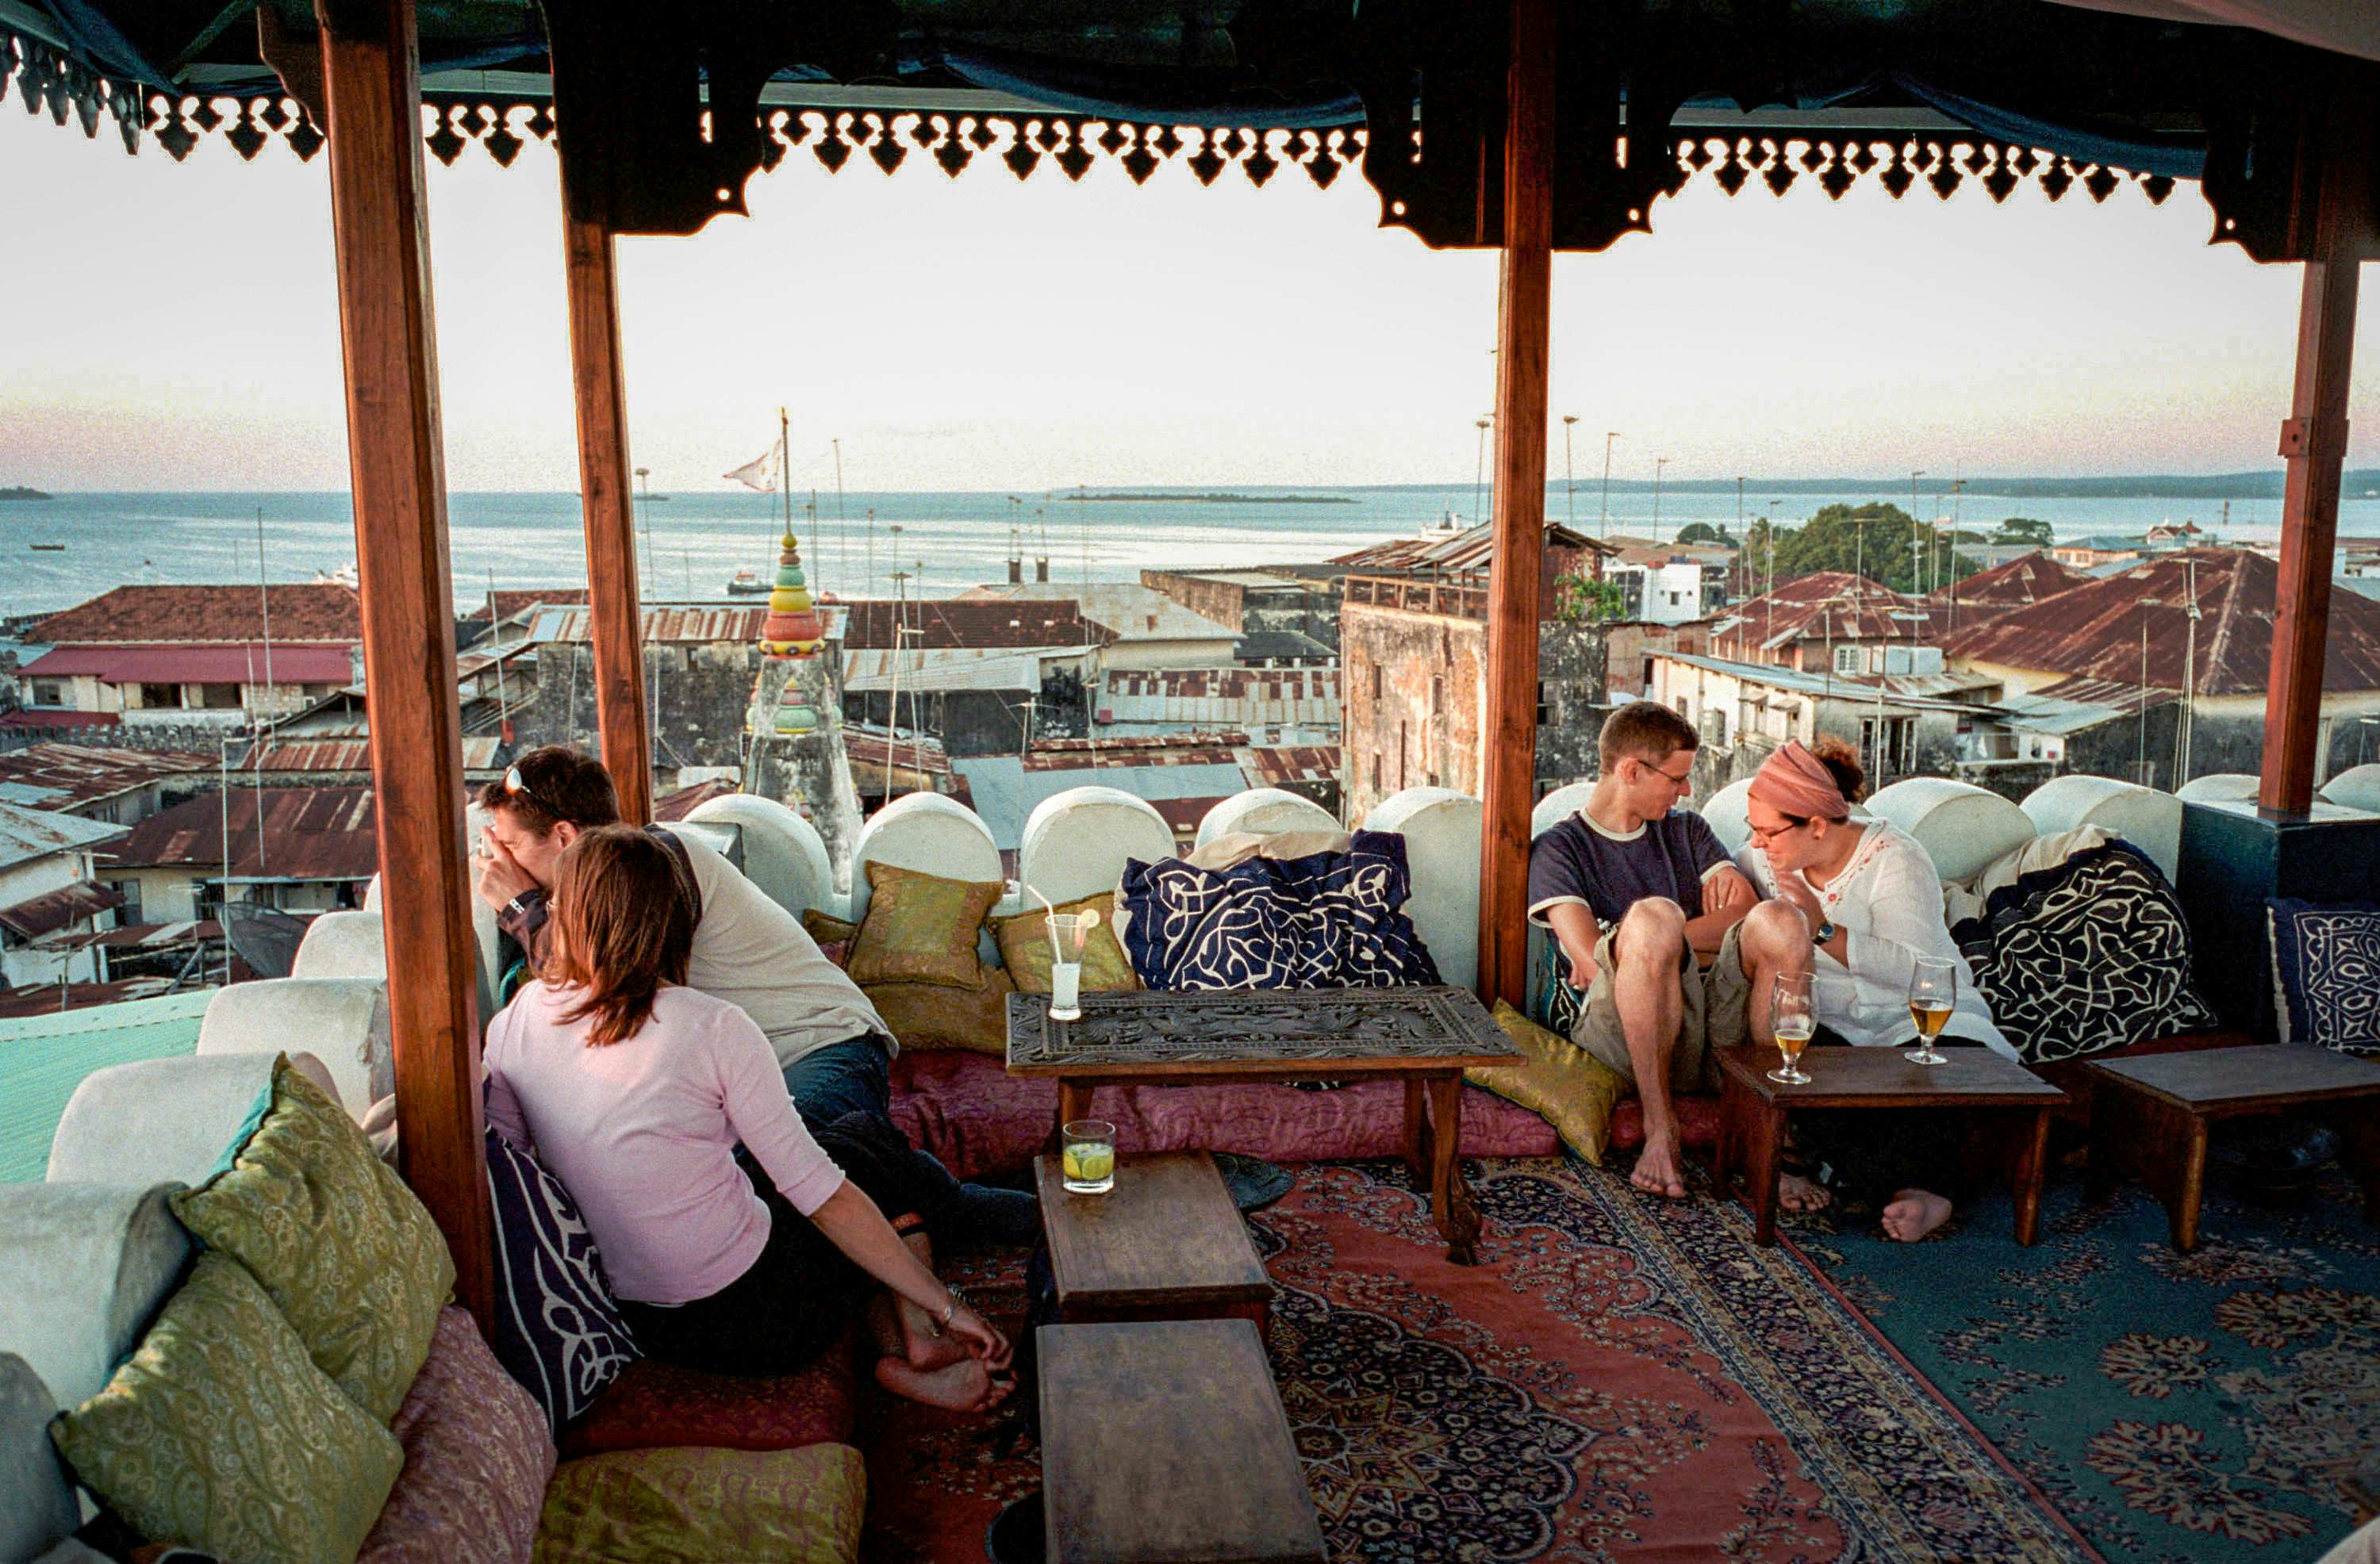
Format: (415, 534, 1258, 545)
(1006, 987, 1519, 1264)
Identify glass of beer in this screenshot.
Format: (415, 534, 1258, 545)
(1061, 1119, 1116, 1194)
(1908, 956, 1956, 1065)
(1769, 972, 1815, 1085)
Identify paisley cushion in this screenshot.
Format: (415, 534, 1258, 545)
(484, 1128, 639, 1436)
(168, 1055, 452, 1422)
(1121, 830, 1441, 991)
(359, 1306, 555, 1564)
(533, 1443, 866, 1564)
(50, 1252, 403, 1564)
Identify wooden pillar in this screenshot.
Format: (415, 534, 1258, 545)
(1477, 0, 1557, 1009)
(2261, 85, 2375, 813)
(315, 0, 493, 1320)
(561, 211, 654, 823)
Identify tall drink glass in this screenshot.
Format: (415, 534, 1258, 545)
(1046, 913, 1086, 1022)
(1769, 971, 1815, 1085)
(1907, 956, 1956, 1066)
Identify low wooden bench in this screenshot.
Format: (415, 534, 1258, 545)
(1034, 1151, 1273, 1332)
(1039, 1318, 1324, 1564)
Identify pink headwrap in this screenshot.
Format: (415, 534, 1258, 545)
(1749, 741, 1848, 821)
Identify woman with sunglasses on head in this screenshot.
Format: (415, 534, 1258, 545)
(482, 825, 1013, 1409)
(1737, 739, 2011, 1241)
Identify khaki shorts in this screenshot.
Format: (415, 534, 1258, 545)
(1568, 919, 1753, 1095)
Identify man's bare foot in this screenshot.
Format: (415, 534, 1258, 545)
(898, 1302, 973, 1371)
(1779, 1171, 1833, 1213)
(1880, 1189, 1953, 1242)
(1630, 1137, 1689, 1200)
(876, 1355, 1013, 1413)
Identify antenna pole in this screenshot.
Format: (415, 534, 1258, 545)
(488, 566, 512, 744)
(252, 508, 271, 873)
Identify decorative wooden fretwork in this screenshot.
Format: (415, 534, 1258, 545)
(1004, 986, 1518, 1071)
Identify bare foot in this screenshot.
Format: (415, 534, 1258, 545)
(898, 1302, 973, 1371)
(875, 1355, 1014, 1413)
(1779, 1171, 1833, 1213)
(1880, 1189, 1953, 1242)
(1630, 1137, 1689, 1200)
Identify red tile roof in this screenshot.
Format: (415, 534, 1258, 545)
(0, 711, 121, 731)
(1940, 548, 2380, 695)
(838, 599, 1092, 651)
(30, 585, 363, 645)
(103, 787, 380, 880)
(20, 644, 355, 684)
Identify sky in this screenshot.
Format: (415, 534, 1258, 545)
(3, 104, 2378, 493)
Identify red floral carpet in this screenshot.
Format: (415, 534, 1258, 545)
(860, 1158, 2095, 1562)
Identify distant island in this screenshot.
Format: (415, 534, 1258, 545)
(0, 487, 52, 501)
(1061, 492, 1357, 504)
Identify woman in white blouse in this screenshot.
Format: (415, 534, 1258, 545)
(1737, 739, 2009, 1241)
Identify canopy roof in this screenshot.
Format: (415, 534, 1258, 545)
(6, 1, 2374, 255)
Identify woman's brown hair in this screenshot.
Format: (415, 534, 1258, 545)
(1810, 737, 1868, 807)
(541, 825, 694, 1045)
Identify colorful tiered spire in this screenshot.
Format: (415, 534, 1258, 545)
(753, 528, 824, 735)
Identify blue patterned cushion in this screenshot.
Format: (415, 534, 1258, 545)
(485, 1125, 638, 1434)
(1120, 830, 1441, 991)
(2267, 899, 2380, 1052)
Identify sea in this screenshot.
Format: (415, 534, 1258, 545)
(5, 484, 2380, 620)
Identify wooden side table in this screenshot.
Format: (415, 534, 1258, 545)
(1034, 1152, 1273, 1332)
(1711, 1044, 2067, 1246)
(2085, 1045, 2380, 1252)
(1039, 1318, 1325, 1564)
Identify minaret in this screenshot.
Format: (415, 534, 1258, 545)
(744, 527, 863, 884)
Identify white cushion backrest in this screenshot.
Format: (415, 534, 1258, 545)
(848, 793, 1003, 925)
(197, 979, 390, 1119)
(1863, 777, 2037, 887)
(291, 909, 387, 980)
(2318, 762, 2380, 815)
(681, 795, 833, 918)
(0, 1183, 190, 1414)
(1020, 788, 1177, 906)
(1195, 788, 1339, 848)
(2021, 774, 2183, 880)
(1, 1352, 78, 1564)
(1363, 788, 1480, 991)
(47, 1052, 335, 1187)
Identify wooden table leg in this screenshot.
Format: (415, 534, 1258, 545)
(1713, 1071, 1743, 1194)
(2167, 1111, 2210, 1253)
(1426, 1073, 1483, 1266)
(2009, 1108, 2051, 1246)
(2320, 1098, 2380, 1228)
(1053, 1079, 1095, 1151)
(1403, 1079, 1432, 1192)
(1741, 1099, 1786, 1247)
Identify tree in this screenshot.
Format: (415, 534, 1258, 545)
(1760, 503, 1987, 596)
(1554, 572, 1629, 624)
(1676, 521, 1734, 546)
(1993, 516, 2055, 547)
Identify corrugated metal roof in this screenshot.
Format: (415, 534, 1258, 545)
(1942, 548, 2380, 695)
(104, 787, 378, 880)
(0, 880, 120, 938)
(1925, 553, 2091, 616)
(1996, 685, 2175, 735)
(238, 738, 503, 774)
(0, 988, 213, 1180)
(0, 800, 127, 870)
(842, 645, 1096, 693)
(0, 711, 121, 731)
(1098, 666, 1342, 728)
(30, 585, 360, 646)
(0, 745, 213, 810)
(1329, 519, 1608, 574)
(1714, 573, 1936, 654)
(839, 598, 1092, 650)
(957, 584, 1240, 645)
(528, 608, 771, 644)
(1655, 651, 1977, 713)
(21, 644, 355, 684)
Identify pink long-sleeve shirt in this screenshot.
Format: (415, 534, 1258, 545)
(483, 980, 847, 1305)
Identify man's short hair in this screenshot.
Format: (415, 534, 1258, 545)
(1599, 701, 1700, 770)
(474, 746, 621, 836)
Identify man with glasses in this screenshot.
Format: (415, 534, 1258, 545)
(1527, 703, 1813, 1200)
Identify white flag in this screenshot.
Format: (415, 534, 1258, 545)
(724, 447, 776, 491)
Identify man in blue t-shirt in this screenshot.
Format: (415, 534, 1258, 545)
(1528, 703, 1813, 1200)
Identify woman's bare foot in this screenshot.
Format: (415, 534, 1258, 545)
(1779, 1171, 1833, 1213)
(1630, 1137, 1689, 1200)
(898, 1301, 973, 1371)
(1880, 1189, 1953, 1242)
(876, 1355, 1013, 1413)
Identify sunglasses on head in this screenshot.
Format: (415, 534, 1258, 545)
(505, 765, 567, 819)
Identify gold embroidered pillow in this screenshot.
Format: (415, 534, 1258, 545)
(844, 863, 1003, 990)
(170, 1054, 453, 1422)
(992, 893, 1138, 996)
(50, 1252, 404, 1564)
(1465, 1001, 1626, 1165)
(865, 967, 1018, 1055)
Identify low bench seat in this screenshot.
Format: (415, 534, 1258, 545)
(559, 1340, 861, 1461)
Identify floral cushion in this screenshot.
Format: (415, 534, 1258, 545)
(168, 1054, 453, 1422)
(1951, 838, 2220, 1064)
(485, 1127, 639, 1436)
(359, 1306, 555, 1564)
(992, 892, 1138, 995)
(2267, 898, 2380, 1052)
(1465, 1002, 1626, 1165)
(1121, 830, 1441, 991)
(844, 863, 1003, 989)
(532, 1443, 866, 1564)
(558, 1344, 858, 1459)
(50, 1252, 404, 1564)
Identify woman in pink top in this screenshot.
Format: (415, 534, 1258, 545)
(485, 826, 1012, 1410)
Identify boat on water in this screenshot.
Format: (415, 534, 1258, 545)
(314, 563, 361, 589)
(725, 567, 769, 595)
(29, 542, 65, 551)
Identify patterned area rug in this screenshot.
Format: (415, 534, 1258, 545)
(861, 1157, 2093, 1562)
(1793, 1167, 2380, 1564)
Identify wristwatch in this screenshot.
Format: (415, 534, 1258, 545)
(1814, 918, 1837, 945)
(503, 892, 536, 921)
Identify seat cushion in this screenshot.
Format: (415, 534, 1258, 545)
(532, 1443, 866, 1564)
(844, 863, 1003, 989)
(359, 1306, 557, 1564)
(890, 1048, 1558, 1182)
(1121, 830, 1441, 991)
(486, 1127, 639, 1435)
(2267, 898, 2380, 1052)
(50, 1252, 404, 1564)
(558, 1345, 858, 1459)
(168, 1055, 453, 1422)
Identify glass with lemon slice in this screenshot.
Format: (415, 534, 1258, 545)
(1061, 1117, 1117, 1194)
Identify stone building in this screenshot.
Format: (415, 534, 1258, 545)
(1140, 569, 1342, 652)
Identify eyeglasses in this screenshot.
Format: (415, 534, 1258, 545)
(1746, 815, 1811, 845)
(1639, 760, 1695, 790)
(505, 764, 566, 819)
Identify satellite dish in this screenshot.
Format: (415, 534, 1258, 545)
(221, 902, 309, 980)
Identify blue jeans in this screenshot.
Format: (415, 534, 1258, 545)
(782, 1033, 1039, 1248)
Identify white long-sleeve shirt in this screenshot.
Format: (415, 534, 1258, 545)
(1737, 821, 2013, 1056)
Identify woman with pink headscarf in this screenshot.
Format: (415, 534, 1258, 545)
(1737, 738, 2010, 1241)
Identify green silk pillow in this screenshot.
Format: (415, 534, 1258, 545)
(1466, 1001, 1626, 1166)
(170, 1055, 453, 1422)
(844, 862, 1004, 990)
(51, 1252, 404, 1564)
(992, 892, 1138, 996)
